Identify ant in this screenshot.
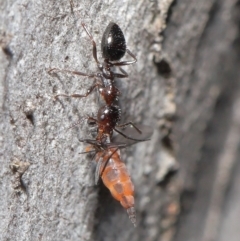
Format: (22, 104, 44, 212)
(49, 21, 142, 139)
(48, 22, 136, 104)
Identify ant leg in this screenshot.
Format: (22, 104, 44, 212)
(117, 122, 142, 134)
(66, 116, 90, 130)
(126, 49, 137, 62)
(69, 0, 74, 12)
(68, 3, 98, 65)
(55, 83, 101, 99)
(87, 116, 98, 124)
(81, 23, 100, 65)
(110, 49, 137, 67)
(113, 67, 129, 78)
(48, 68, 96, 78)
(79, 149, 96, 155)
(114, 128, 149, 142)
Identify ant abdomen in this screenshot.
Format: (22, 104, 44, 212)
(101, 22, 126, 61)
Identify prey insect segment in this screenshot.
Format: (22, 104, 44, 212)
(80, 139, 137, 226)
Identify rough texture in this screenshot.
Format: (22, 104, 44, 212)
(0, 0, 240, 241)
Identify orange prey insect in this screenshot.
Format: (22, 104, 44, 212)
(85, 142, 136, 226)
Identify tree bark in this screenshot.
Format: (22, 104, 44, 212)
(0, 0, 239, 241)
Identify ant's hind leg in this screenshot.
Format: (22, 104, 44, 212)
(117, 122, 142, 134)
(48, 68, 102, 100)
(113, 67, 129, 78)
(126, 49, 137, 63)
(69, 2, 99, 64)
(48, 68, 96, 78)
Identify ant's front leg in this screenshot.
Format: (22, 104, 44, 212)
(48, 68, 96, 78)
(55, 83, 102, 100)
(117, 121, 142, 134)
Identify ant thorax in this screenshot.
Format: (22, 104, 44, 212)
(98, 81, 120, 105)
(101, 61, 114, 79)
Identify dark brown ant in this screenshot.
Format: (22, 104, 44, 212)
(48, 22, 137, 104)
(49, 22, 142, 139)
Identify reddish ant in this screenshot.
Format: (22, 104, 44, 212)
(49, 21, 143, 140)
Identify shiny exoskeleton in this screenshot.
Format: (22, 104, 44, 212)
(101, 22, 126, 61)
(49, 22, 141, 139)
(88, 104, 146, 143)
(49, 22, 136, 106)
(49, 22, 137, 140)
(95, 105, 121, 139)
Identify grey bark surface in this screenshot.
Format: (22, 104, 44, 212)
(0, 0, 239, 241)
